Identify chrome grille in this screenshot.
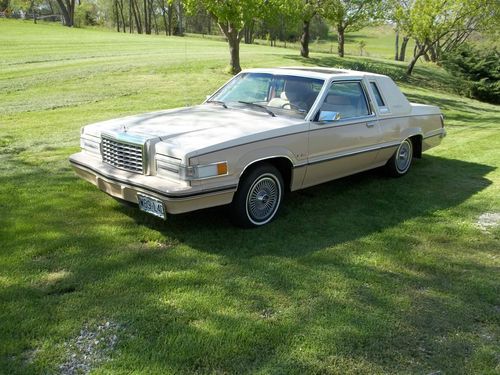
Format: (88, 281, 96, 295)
(101, 136, 144, 173)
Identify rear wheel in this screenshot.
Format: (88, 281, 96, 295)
(231, 164, 284, 228)
(385, 139, 413, 177)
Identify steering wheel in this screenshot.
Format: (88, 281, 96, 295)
(281, 102, 301, 111)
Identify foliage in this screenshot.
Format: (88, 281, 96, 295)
(441, 44, 500, 104)
(323, 0, 385, 57)
(74, 2, 98, 27)
(0, 0, 9, 10)
(394, 0, 500, 74)
(324, 0, 384, 34)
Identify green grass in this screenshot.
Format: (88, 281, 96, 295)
(1, 19, 499, 374)
(250, 25, 416, 60)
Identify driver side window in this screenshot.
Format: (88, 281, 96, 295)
(320, 81, 370, 120)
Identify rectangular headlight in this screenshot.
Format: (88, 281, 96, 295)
(80, 137, 100, 155)
(187, 162, 228, 179)
(156, 155, 228, 181)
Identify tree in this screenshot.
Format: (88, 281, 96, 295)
(183, 0, 276, 74)
(324, 0, 384, 57)
(55, 0, 75, 25)
(395, 0, 500, 75)
(297, 0, 320, 58)
(390, 0, 413, 61)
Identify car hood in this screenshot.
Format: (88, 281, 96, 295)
(83, 105, 304, 158)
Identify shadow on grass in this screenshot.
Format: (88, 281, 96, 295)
(0, 154, 497, 373)
(132, 155, 494, 258)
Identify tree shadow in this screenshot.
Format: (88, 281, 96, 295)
(1, 153, 497, 374)
(120, 155, 494, 258)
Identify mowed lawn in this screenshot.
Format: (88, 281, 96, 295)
(1, 19, 499, 374)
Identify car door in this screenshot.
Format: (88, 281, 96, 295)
(302, 80, 382, 188)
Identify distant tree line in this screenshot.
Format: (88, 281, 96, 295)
(2, 0, 499, 77)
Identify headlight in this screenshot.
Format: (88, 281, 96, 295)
(80, 136, 100, 155)
(156, 154, 228, 180)
(184, 162, 228, 180)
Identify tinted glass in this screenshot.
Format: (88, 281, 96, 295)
(320, 81, 370, 119)
(370, 82, 385, 107)
(210, 73, 324, 117)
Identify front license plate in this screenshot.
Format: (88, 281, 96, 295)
(137, 194, 166, 220)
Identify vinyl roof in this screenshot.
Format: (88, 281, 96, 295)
(243, 67, 385, 80)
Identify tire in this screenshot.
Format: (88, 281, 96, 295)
(231, 163, 284, 228)
(385, 138, 413, 177)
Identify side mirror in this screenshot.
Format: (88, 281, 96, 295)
(318, 111, 341, 122)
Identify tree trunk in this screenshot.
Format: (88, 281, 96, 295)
(428, 45, 437, 62)
(167, 3, 172, 35)
(129, 0, 132, 33)
(243, 21, 254, 44)
(218, 22, 241, 74)
(399, 36, 409, 61)
(337, 25, 345, 57)
(300, 19, 310, 58)
(161, 0, 168, 36)
(68, 0, 75, 25)
(143, 0, 150, 34)
(150, 0, 158, 34)
(114, 0, 120, 32)
(119, 0, 126, 33)
(228, 34, 241, 74)
(395, 29, 399, 61)
(407, 44, 426, 75)
(55, 0, 73, 26)
(176, 0, 183, 35)
(132, 0, 142, 33)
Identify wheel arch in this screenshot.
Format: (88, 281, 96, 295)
(239, 156, 294, 192)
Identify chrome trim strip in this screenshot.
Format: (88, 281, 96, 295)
(307, 142, 400, 166)
(423, 130, 445, 139)
(70, 159, 237, 199)
(239, 155, 295, 178)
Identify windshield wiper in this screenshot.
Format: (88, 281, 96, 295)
(207, 100, 227, 109)
(237, 101, 275, 117)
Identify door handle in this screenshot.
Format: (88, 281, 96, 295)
(366, 121, 377, 128)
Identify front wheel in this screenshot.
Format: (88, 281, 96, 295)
(385, 138, 413, 177)
(231, 164, 284, 228)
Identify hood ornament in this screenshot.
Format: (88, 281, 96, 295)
(121, 124, 128, 133)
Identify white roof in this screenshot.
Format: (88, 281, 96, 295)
(243, 67, 386, 80)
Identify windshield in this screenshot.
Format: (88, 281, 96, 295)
(208, 73, 324, 118)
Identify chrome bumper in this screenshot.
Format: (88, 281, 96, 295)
(69, 152, 236, 215)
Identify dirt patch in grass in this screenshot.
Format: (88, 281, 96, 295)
(476, 212, 500, 232)
(59, 321, 122, 375)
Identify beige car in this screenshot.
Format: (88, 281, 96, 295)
(70, 67, 446, 227)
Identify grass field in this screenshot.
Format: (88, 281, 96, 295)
(1, 19, 499, 374)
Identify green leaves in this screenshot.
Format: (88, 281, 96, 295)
(323, 0, 385, 32)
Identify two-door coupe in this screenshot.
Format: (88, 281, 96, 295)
(70, 67, 446, 227)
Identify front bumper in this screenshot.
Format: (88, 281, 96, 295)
(69, 152, 237, 215)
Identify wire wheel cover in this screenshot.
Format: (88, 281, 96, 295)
(396, 141, 412, 172)
(247, 176, 280, 222)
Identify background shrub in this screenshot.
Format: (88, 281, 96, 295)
(441, 44, 500, 104)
